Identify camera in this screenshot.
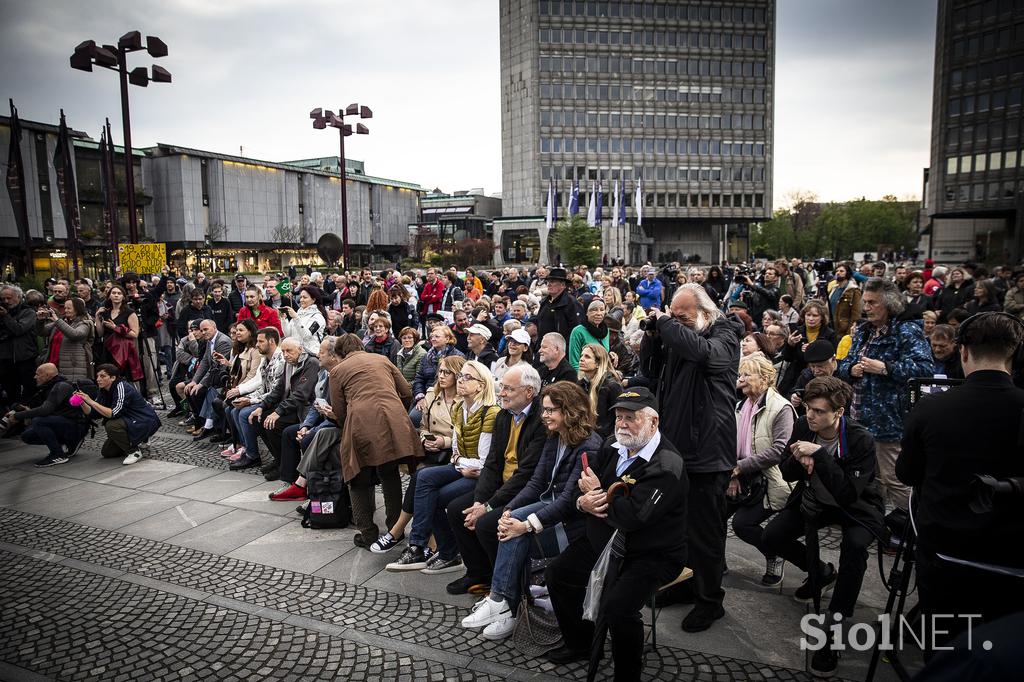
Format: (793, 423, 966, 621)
(812, 258, 834, 276)
(638, 313, 660, 332)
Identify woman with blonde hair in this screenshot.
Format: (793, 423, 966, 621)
(727, 353, 795, 587)
(576, 343, 623, 438)
(388, 359, 501, 573)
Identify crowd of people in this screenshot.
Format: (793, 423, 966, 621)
(2, 255, 1022, 680)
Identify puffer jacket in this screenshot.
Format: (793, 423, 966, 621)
(40, 316, 95, 380)
(284, 305, 326, 355)
(391, 343, 426, 385)
(836, 318, 933, 442)
(735, 389, 796, 510)
(412, 344, 464, 399)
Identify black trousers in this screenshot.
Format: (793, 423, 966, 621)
(761, 506, 873, 618)
(546, 537, 681, 682)
(687, 470, 731, 612)
(256, 412, 300, 465)
(279, 422, 317, 484)
(1, 358, 36, 412)
(186, 386, 208, 422)
(446, 491, 502, 582)
(724, 497, 777, 558)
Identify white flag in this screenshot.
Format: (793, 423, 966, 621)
(586, 181, 597, 226)
(611, 180, 619, 228)
(545, 179, 555, 231)
(634, 178, 643, 227)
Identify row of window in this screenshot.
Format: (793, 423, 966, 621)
(951, 0, 1024, 29)
(946, 116, 1021, 149)
(951, 24, 1024, 62)
(539, 1, 769, 25)
(539, 136, 766, 156)
(947, 85, 1022, 115)
(949, 55, 1024, 88)
(541, 164, 767, 182)
(944, 180, 1021, 204)
(540, 109, 765, 130)
(538, 27, 767, 51)
(945, 148, 1022, 175)
(540, 81, 767, 104)
(545, 189, 766, 210)
(539, 54, 767, 78)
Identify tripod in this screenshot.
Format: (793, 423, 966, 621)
(865, 514, 917, 682)
(136, 325, 167, 410)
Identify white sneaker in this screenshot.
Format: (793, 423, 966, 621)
(122, 450, 143, 465)
(461, 597, 511, 629)
(482, 615, 517, 641)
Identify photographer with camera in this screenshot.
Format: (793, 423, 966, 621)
(730, 266, 780, 329)
(897, 311, 1024, 652)
(4, 364, 92, 467)
(761, 375, 884, 677)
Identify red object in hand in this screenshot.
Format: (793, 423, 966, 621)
(582, 453, 589, 472)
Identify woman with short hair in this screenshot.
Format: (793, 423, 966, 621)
(363, 315, 397, 358)
(568, 299, 610, 370)
(40, 296, 94, 380)
(72, 363, 161, 465)
(388, 284, 419, 333)
(391, 326, 426, 384)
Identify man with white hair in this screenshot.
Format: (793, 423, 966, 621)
(543, 387, 688, 679)
(535, 332, 576, 387)
(642, 283, 744, 632)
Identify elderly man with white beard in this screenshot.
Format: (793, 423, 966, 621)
(543, 387, 688, 681)
(640, 283, 744, 633)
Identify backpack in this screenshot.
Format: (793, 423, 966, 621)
(301, 468, 352, 529)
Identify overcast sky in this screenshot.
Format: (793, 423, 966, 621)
(1, 0, 936, 208)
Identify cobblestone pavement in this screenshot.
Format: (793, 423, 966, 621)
(0, 407, 913, 681)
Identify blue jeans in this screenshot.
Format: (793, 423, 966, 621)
(490, 501, 567, 606)
(230, 403, 262, 461)
(409, 464, 477, 559)
(199, 387, 220, 423)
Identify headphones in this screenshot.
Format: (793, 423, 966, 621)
(954, 311, 1024, 359)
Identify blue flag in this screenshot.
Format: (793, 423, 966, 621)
(617, 181, 626, 225)
(569, 179, 579, 216)
(595, 181, 603, 224)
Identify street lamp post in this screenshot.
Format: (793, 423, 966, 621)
(71, 31, 171, 245)
(310, 104, 372, 271)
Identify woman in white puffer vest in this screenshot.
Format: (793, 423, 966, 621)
(282, 285, 327, 355)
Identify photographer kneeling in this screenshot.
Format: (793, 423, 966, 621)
(898, 311, 1024, 653)
(761, 376, 884, 677)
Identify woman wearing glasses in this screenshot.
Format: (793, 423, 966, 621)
(388, 360, 500, 574)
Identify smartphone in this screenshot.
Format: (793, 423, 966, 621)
(315, 398, 329, 409)
(581, 453, 589, 472)
(793, 388, 805, 396)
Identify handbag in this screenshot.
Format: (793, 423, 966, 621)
(732, 471, 768, 507)
(512, 536, 564, 657)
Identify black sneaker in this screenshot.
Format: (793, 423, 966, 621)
(370, 532, 405, 554)
(422, 553, 463, 575)
(386, 546, 428, 572)
(447, 574, 490, 595)
(794, 563, 836, 603)
(761, 556, 786, 587)
(34, 454, 69, 468)
(810, 639, 839, 677)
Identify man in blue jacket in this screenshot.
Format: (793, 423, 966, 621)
(635, 267, 663, 311)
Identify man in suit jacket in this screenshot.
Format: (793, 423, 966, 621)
(544, 388, 688, 681)
(183, 319, 233, 439)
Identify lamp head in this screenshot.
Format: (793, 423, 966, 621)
(118, 31, 143, 50)
(129, 66, 149, 87)
(151, 65, 172, 83)
(146, 35, 168, 58)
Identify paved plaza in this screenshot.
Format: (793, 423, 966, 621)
(0, 411, 918, 682)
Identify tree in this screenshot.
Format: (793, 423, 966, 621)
(550, 215, 602, 268)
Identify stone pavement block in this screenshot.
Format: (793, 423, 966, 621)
(216, 481, 300, 516)
(315, 544, 395, 586)
(227, 520, 350, 574)
(30, 454, 125, 481)
(68, 491, 190, 530)
(115, 499, 226, 541)
(0, 472, 83, 506)
(164, 470, 266, 503)
(136, 466, 222, 494)
(166, 507, 290, 554)
(363, 564, 480, 609)
(8, 481, 137, 519)
(0, 467, 34, 484)
(86, 459, 196, 489)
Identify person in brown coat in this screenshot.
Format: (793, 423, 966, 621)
(330, 333, 424, 546)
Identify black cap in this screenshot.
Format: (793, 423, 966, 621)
(425, 312, 444, 322)
(727, 300, 748, 310)
(804, 339, 837, 363)
(611, 387, 658, 412)
(234, 273, 247, 282)
(546, 267, 569, 281)
(604, 315, 622, 331)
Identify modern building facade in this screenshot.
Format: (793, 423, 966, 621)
(499, 0, 775, 265)
(925, 0, 1024, 264)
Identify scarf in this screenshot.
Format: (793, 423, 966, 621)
(583, 319, 608, 340)
(736, 397, 757, 460)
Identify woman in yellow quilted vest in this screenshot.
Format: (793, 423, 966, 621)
(726, 353, 796, 589)
(387, 360, 501, 574)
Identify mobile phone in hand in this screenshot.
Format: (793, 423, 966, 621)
(582, 453, 589, 471)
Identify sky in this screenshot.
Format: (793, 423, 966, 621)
(0, 0, 937, 209)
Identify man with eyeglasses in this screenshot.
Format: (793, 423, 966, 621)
(445, 364, 547, 595)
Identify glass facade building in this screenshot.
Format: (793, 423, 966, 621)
(499, 0, 775, 264)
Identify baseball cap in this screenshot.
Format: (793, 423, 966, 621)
(611, 387, 658, 412)
(509, 328, 530, 345)
(467, 323, 492, 340)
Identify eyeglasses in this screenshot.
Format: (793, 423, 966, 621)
(541, 406, 561, 414)
(499, 383, 522, 392)
(457, 373, 480, 383)
(437, 369, 454, 377)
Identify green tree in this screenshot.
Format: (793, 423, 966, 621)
(751, 209, 797, 258)
(550, 214, 602, 268)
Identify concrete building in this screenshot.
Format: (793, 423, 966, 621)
(498, 0, 775, 265)
(408, 189, 502, 260)
(925, 0, 1024, 264)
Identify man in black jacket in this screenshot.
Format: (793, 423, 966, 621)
(444, 365, 546, 594)
(176, 289, 214, 339)
(228, 274, 248, 317)
(534, 268, 582, 347)
(535, 332, 577, 387)
(5, 364, 92, 467)
(641, 283, 743, 632)
(207, 283, 234, 335)
(762, 376, 884, 678)
(0, 285, 39, 412)
(735, 266, 780, 327)
(898, 311, 1024, 653)
(544, 388, 687, 681)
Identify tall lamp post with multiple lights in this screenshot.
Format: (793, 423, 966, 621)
(310, 104, 372, 271)
(70, 31, 170, 244)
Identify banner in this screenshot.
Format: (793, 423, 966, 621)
(54, 109, 81, 277)
(5, 99, 31, 253)
(117, 243, 166, 274)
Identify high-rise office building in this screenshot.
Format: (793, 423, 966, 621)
(497, 0, 775, 265)
(925, 0, 1024, 263)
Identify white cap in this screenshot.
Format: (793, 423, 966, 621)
(509, 328, 531, 345)
(467, 323, 492, 340)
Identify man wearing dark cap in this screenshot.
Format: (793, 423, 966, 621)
(789, 339, 842, 414)
(228, 274, 248, 317)
(534, 267, 583, 348)
(544, 387, 688, 681)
